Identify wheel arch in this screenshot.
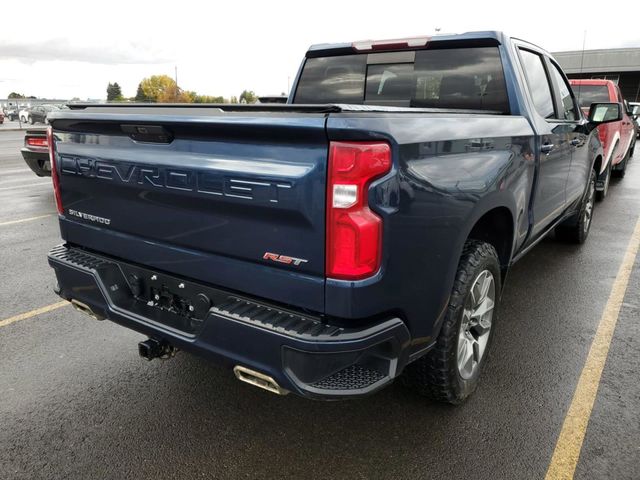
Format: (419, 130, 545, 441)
(466, 206, 515, 275)
(593, 154, 602, 176)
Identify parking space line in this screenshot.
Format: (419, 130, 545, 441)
(545, 216, 640, 480)
(0, 301, 69, 328)
(0, 178, 51, 187)
(0, 214, 54, 227)
(0, 182, 51, 192)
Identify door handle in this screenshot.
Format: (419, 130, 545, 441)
(541, 143, 555, 154)
(570, 138, 582, 146)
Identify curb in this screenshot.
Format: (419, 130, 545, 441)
(0, 128, 28, 132)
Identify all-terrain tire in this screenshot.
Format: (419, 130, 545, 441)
(401, 240, 501, 404)
(613, 141, 633, 179)
(556, 168, 596, 244)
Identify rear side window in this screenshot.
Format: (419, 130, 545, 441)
(294, 47, 509, 113)
(573, 85, 610, 108)
(425, 48, 508, 112)
(294, 54, 366, 104)
(519, 49, 555, 119)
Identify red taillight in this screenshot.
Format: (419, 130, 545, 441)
(326, 141, 391, 280)
(48, 126, 63, 215)
(26, 136, 48, 148)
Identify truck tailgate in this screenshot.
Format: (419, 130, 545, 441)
(50, 112, 328, 312)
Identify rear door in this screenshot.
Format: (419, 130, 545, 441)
(517, 47, 572, 237)
(52, 110, 329, 313)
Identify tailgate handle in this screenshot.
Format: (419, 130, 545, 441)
(121, 124, 173, 144)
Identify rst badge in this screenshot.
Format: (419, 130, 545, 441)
(263, 252, 308, 266)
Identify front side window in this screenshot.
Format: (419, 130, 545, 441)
(519, 49, 555, 119)
(549, 63, 577, 120)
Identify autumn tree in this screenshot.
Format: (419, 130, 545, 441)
(106, 82, 123, 101)
(177, 90, 196, 103)
(135, 75, 181, 103)
(133, 74, 231, 103)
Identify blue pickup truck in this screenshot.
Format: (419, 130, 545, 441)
(47, 31, 621, 403)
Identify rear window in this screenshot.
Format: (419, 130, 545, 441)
(294, 47, 509, 113)
(573, 85, 610, 108)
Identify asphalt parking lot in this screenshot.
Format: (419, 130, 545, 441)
(1, 119, 33, 130)
(0, 129, 639, 480)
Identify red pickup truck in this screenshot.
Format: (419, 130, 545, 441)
(571, 79, 636, 193)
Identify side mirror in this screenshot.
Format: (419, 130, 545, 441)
(588, 102, 623, 125)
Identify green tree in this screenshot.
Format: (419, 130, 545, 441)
(134, 83, 152, 102)
(239, 90, 257, 104)
(8, 92, 25, 99)
(106, 82, 123, 101)
(194, 95, 225, 103)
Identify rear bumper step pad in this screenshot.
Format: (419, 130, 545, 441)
(48, 244, 412, 399)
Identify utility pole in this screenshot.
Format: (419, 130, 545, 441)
(174, 66, 178, 102)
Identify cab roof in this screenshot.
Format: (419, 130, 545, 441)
(306, 31, 510, 57)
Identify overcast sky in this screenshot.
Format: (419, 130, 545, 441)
(1, 0, 639, 100)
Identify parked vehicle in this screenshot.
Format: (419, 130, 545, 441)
(630, 101, 640, 137)
(257, 96, 288, 104)
(19, 106, 31, 123)
(571, 79, 636, 185)
(47, 31, 619, 404)
(28, 105, 59, 124)
(21, 129, 51, 176)
(5, 104, 21, 121)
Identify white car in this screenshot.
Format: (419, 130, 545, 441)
(19, 106, 31, 123)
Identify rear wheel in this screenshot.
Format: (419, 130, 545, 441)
(402, 240, 500, 404)
(613, 142, 633, 179)
(29, 116, 35, 125)
(556, 168, 596, 244)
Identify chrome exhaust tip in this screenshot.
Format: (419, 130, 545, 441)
(233, 365, 288, 395)
(70, 299, 104, 321)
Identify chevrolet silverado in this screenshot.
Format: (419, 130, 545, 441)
(46, 31, 621, 403)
